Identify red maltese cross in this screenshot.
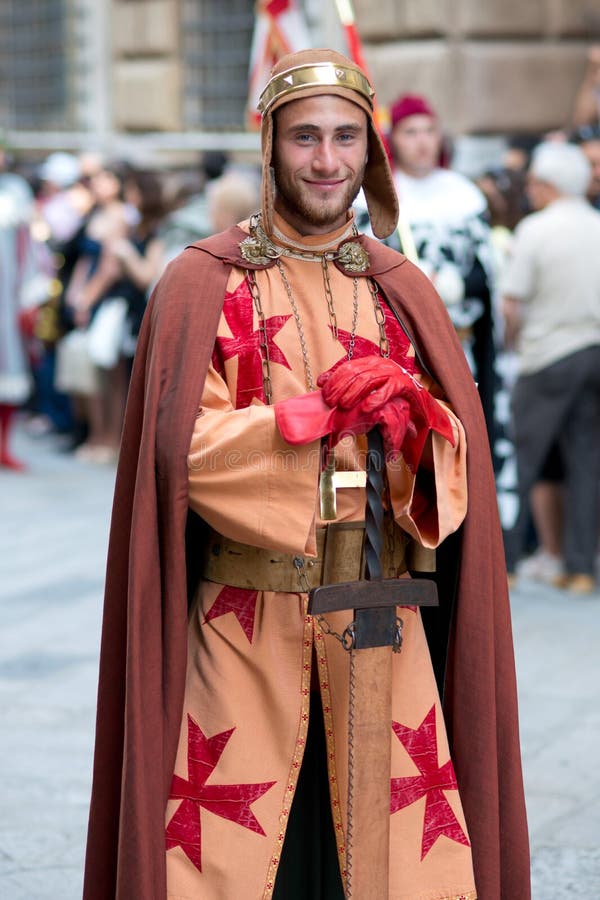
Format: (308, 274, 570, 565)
(166, 715, 276, 872)
(213, 278, 291, 408)
(390, 704, 470, 859)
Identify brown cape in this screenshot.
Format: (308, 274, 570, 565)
(83, 226, 530, 899)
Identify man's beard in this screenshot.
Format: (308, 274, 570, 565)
(273, 164, 365, 230)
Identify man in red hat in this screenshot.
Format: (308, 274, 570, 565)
(358, 94, 498, 452)
(83, 51, 529, 900)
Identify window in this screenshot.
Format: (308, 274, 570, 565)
(181, 0, 255, 130)
(0, 0, 79, 130)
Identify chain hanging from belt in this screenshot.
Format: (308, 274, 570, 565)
(312, 609, 403, 654)
(293, 556, 357, 648)
(293, 554, 404, 653)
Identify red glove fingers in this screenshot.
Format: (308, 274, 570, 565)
(375, 398, 417, 458)
(319, 357, 430, 419)
(328, 405, 379, 447)
(318, 357, 454, 447)
(318, 357, 405, 409)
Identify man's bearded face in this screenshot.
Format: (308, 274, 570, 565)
(272, 95, 368, 235)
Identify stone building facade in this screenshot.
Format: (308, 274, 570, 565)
(109, 0, 600, 139)
(353, 0, 600, 136)
(1, 0, 598, 155)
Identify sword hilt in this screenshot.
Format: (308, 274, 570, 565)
(364, 428, 385, 582)
(308, 428, 439, 647)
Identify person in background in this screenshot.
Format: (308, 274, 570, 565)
(69, 165, 167, 461)
(36, 152, 89, 244)
(26, 151, 93, 440)
(108, 165, 168, 363)
(60, 163, 130, 461)
(571, 122, 600, 210)
(205, 169, 260, 234)
(357, 94, 498, 452)
(476, 165, 530, 551)
(502, 141, 600, 594)
(0, 140, 45, 470)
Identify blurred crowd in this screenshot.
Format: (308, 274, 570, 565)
(2, 45, 600, 591)
(0, 146, 260, 465)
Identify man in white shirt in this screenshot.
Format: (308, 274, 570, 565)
(502, 141, 600, 593)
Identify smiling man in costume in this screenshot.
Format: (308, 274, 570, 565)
(83, 49, 530, 900)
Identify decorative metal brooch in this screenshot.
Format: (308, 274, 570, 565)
(239, 214, 370, 273)
(239, 216, 282, 265)
(239, 232, 279, 265)
(336, 241, 370, 274)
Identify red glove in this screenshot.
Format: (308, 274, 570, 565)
(364, 397, 417, 457)
(318, 357, 454, 444)
(318, 356, 407, 410)
(274, 357, 455, 468)
(274, 390, 416, 457)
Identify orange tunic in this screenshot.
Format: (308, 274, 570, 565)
(166, 215, 476, 899)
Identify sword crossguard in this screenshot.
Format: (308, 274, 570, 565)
(308, 577, 438, 614)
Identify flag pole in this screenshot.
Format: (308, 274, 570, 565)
(334, 0, 370, 78)
(333, 0, 419, 265)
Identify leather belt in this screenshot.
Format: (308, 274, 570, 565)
(201, 520, 412, 594)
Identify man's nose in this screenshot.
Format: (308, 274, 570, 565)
(312, 140, 339, 173)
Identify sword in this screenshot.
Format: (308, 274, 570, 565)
(309, 429, 438, 899)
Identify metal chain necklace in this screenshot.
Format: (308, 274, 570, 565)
(321, 255, 340, 339)
(368, 278, 391, 359)
(277, 257, 361, 393)
(247, 262, 389, 401)
(247, 269, 274, 404)
(275, 259, 320, 391)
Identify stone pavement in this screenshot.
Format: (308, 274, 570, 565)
(1, 423, 599, 899)
(0, 426, 114, 900)
(511, 576, 600, 898)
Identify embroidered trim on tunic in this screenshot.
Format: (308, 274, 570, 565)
(261, 600, 314, 899)
(314, 621, 348, 884)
